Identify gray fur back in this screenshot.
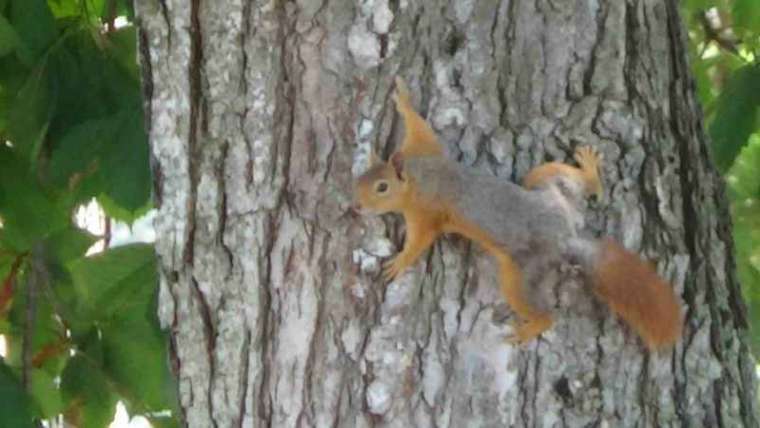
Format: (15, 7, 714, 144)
(405, 157, 577, 255)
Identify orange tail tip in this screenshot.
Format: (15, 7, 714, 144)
(591, 239, 683, 351)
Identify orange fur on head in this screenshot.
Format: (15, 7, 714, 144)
(354, 154, 409, 215)
(591, 239, 682, 350)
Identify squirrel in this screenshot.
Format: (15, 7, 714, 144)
(353, 77, 683, 351)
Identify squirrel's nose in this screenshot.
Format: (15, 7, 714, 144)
(350, 202, 362, 214)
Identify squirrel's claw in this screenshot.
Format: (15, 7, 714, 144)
(574, 146, 604, 171)
(573, 146, 601, 167)
(574, 146, 604, 199)
(505, 315, 553, 345)
(382, 256, 405, 282)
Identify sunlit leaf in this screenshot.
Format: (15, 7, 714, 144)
(727, 133, 760, 354)
(30, 368, 64, 418)
(44, 227, 98, 263)
(709, 65, 760, 171)
(734, 0, 760, 36)
(67, 243, 156, 321)
(103, 313, 178, 416)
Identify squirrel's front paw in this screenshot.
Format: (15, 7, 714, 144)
(382, 256, 408, 282)
(505, 315, 553, 345)
(574, 146, 602, 167)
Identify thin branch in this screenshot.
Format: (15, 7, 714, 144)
(104, 216, 112, 249)
(21, 245, 48, 390)
(0, 252, 26, 316)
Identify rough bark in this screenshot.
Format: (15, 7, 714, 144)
(135, 0, 758, 426)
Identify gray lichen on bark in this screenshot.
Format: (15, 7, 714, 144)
(136, 0, 757, 426)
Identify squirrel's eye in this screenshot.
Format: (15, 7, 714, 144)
(375, 181, 389, 193)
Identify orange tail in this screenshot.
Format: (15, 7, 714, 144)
(590, 239, 682, 350)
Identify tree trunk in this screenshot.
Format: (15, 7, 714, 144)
(135, 0, 758, 426)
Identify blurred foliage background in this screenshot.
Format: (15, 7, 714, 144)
(0, 0, 757, 427)
(682, 0, 760, 353)
(0, 0, 175, 427)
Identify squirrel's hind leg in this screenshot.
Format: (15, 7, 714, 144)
(494, 250, 553, 344)
(522, 162, 580, 190)
(522, 146, 604, 199)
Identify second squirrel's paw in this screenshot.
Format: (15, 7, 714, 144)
(382, 255, 408, 282)
(574, 146, 603, 170)
(574, 146, 604, 198)
(505, 315, 553, 345)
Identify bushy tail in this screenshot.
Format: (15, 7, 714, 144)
(568, 237, 683, 350)
(591, 239, 682, 350)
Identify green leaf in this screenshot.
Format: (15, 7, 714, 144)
(0, 361, 34, 428)
(734, 0, 760, 36)
(61, 353, 118, 428)
(0, 147, 67, 251)
(6, 281, 65, 370)
(8, 0, 57, 65)
(0, 54, 31, 131)
(41, 227, 99, 334)
(46, 27, 141, 132)
(148, 414, 180, 428)
(49, 115, 113, 187)
(29, 368, 64, 418)
(681, 0, 711, 20)
(97, 192, 152, 224)
(101, 106, 151, 213)
(0, 14, 20, 57)
(726, 134, 760, 200)
(86, 0, 106, 22)
(47, 0, 81, 18)
(67, 243, 157, 321)
(98, 0, 136, 23)
(46, 32, 107, 135)
(42, 28, 148, 213)
(709, 65, 760, 172)
(684, 0, 710, 10)
(65, 244, 177, 420)
(44, 227, 97, 263)
(46, 91, 149, 218)
(0, 248, 15, 285)
(102, 312, 177, 415)
(105, 26, 138, 78)
(691, 52, 715, 114)
(118, 0, 136, 21)
(6, 64, 51, 159)
(727, 134, 760, 355)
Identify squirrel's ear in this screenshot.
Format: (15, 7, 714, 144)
(390, 152, 405, 180)
(368, 148, 382, 167)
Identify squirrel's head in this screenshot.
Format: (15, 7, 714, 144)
(353, 151, 409, 214)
